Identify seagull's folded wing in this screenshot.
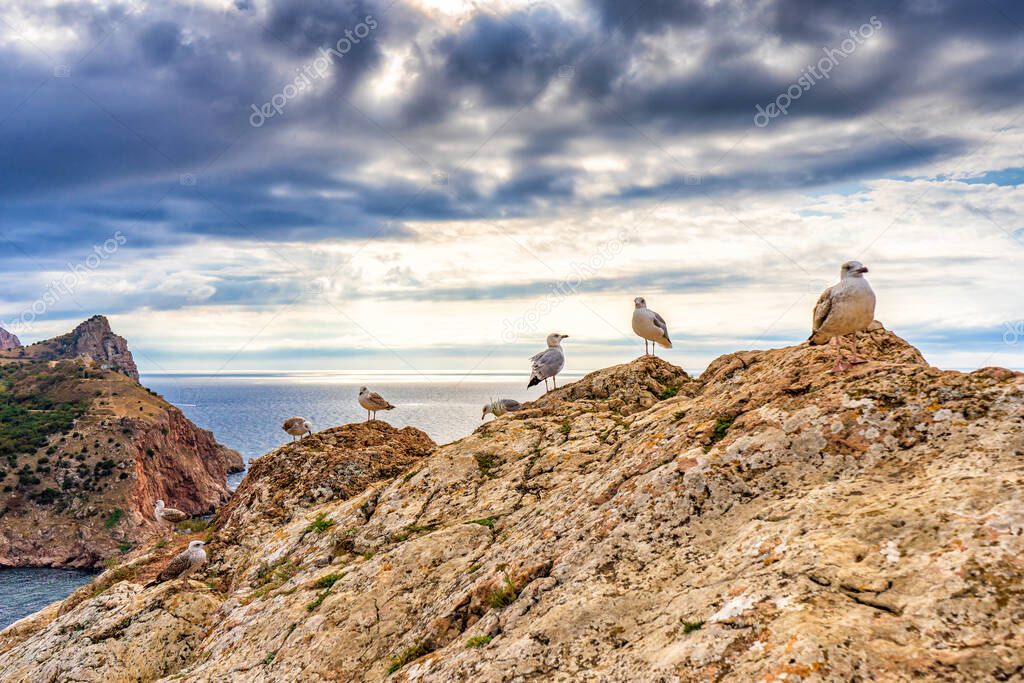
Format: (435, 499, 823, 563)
(158, 551, 192, 581)
(812, 286, 834, 332)
(651, 310, 670, 337)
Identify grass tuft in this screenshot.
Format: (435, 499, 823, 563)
(682, 620, 704, 634)
(474, 453, 498, 478)
(483, 573, 518, 609)
(304, 513, 335, 534)
(467, 517, 495, 528)
(386, 640, 435, 675)
(314, 573, 344, 589)
(466, 635, 493, 648)
(658, 386, 679, 400)
(704, 417, 734, 452)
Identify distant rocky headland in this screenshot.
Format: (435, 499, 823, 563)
(1, 326, 1021, 681)
(0, 317, 242, 569)
(0, 327, 20, 352)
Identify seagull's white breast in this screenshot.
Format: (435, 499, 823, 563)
(632, 309, 669, 343)
(821, 278, 876, 337)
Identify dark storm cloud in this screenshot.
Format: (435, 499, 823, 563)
(1, 0, 1022, 273)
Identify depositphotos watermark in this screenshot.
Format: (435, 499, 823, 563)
(1004, 321, 1024, 345)
(250, 15, 379, 127)
(3, 232, 126, 336)
(500, 230, 630, 343)
(754, 16, 882, 128)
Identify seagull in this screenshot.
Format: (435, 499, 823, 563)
(282, 416, 312, 441)
(147, 540, 207, 586)
(527, 333, 568, 392)
(155, 499, 189, 527)
(631, 297, 672, 356)
(481, 398, 523, 420)
(809, 260, 877, 373)
(358, 386, 395, 421)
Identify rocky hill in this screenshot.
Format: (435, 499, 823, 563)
(1, 327, 1022, 681)
(5, 316, 139, 380)
(0, 327, 19, 351)
(0, 318, 241, 568)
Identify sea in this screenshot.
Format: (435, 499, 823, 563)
(0, 372, 553, 629)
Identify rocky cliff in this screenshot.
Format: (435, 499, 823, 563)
(0, 327, 20, 351)
(18, 315, 140, 381)
(0, 318, 242, 568)
(1, 327, 1022, 682)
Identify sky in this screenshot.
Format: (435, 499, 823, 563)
(0, 0, 1022, 376)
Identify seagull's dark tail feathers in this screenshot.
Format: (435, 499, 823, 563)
(527, 376, 541, 388)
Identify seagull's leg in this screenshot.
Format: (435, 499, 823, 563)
(644, 339, 649, 356)
(849, 334, 868, 364)
(829, 335, 852, 373)
(553, 375, 557, 389)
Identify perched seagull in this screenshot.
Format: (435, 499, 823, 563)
(358, 386, 395, 421)
(809, 260, 877, 373)
(631, 297, 672, 356)
(154, 499, 189, 526)
(528, 333, 568, 392)
(481, 398, 523, 420)
(282, 416, 312, 441)
(147, 540, 207, 586)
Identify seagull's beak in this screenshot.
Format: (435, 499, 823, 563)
(561, 334, 569, 339)
(858, 266, 869, 274)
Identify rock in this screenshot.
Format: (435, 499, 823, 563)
(60, 315, 140, 381)
(0, 326, 20, 351)
(2, 330, 1022, 681)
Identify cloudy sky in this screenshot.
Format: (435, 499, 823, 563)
(1, 0, 1021, 376)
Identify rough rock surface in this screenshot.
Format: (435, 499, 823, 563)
(0, 319, 242, 568)
(0, 327, 20, 351)
(2, 328, 1022, 681)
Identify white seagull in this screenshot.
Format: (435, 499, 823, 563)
(528, 333, 568, 392)
(282, 416, 312, 441)
(631, 297, 672, 356)
(358, 386, 395, 421)
(154, 499, 189, 526)
(147, 540, 207, 586)
(809, 260, 877, 373)
(481, 398, 523, 420)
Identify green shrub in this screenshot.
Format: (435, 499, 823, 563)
(466, 635, 492, 648)
(104, 508, 124, 529)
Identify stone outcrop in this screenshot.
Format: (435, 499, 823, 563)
(0, 318, 242, 569)
(60, 315, 140, 381)
(2, 327, 1022, 681)
(0, 327, 19, 351)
